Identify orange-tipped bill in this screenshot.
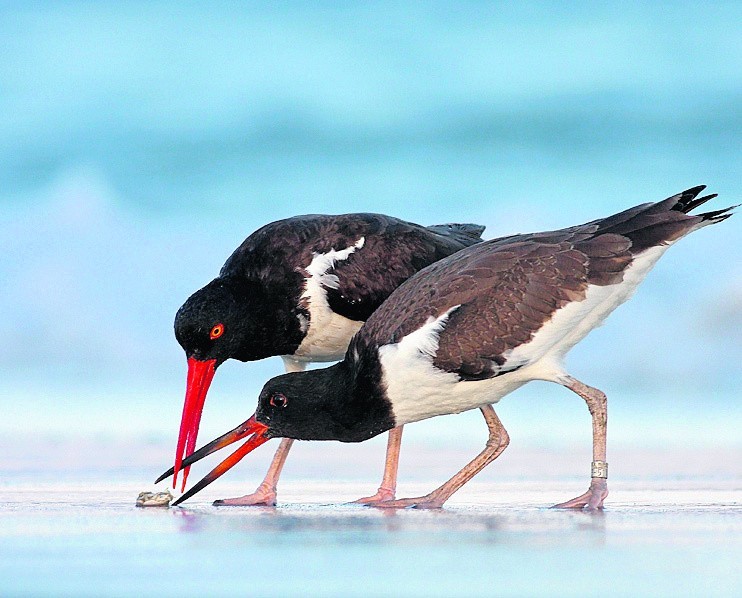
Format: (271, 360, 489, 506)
(172, 357, 217, 491)
(170, 415, 270, 506)
(157, 415, 264, 484)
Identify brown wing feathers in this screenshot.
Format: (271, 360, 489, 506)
(359, 186, 732, 382)
(433, 240, 602, 379)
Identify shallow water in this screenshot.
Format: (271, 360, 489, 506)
(2, 475, 739, 597)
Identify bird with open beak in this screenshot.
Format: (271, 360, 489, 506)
(166, 187, 734, 509)
(161, 213, 485, 504)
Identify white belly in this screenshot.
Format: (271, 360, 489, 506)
(292, 310, 363, 362)
(381, 347, 532, 425)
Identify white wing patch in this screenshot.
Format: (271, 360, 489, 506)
(304, 237, 365, 291)
(293, 237, 366, 362)
(393, 305, 461, 359)
(377, 306, 515, 425)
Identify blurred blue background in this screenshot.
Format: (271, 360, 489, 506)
(0, 1, 739, 450)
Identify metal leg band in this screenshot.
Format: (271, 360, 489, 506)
(591, 461, 608, 479)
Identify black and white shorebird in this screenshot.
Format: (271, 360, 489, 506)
(158, 213, 485, 505)
(168, 186, 733, 509)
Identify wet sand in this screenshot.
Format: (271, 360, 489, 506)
(1, 441, 740, 597)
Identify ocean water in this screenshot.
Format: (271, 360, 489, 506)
(0, 2, 739, 418)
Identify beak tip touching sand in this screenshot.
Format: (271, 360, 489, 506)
(160, 414, 270, 505)
(172, 357, 217, 492)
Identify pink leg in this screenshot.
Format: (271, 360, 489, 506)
(214, 358, 306, 506)
(552, 376, 609, 510)
(374, 405, 509, 509)
(352, 426, 403, 503)
(213, 438, 293, 506)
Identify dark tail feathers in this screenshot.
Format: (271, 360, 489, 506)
(670, 185, 736, 224)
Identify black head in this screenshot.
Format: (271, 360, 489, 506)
(162, 356, 395, 505)
(255, 361, 395, 443)
(174, 277, 303, 366)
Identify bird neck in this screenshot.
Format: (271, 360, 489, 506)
(354, 370, 396, 441)
(331, 352, 395, 442)
(226, 276, 306, 360)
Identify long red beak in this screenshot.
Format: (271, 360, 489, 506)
(172, 357, 217, 492)
(171, 414, 269, 506)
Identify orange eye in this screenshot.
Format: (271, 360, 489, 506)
(209, 323, 224, 340)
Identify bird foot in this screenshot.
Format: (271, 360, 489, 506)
(368, 494, 445, 509)
(350, 486, 396, 504)
(213, 484, 277, 507)
(551, 478, 608, 510)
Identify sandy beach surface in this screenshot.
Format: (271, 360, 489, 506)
(1, 439, 740, 597)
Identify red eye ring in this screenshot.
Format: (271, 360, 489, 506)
(270, 393, 288, 408)
(209, 323, 224, 340)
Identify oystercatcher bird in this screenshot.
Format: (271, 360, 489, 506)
(169, 186, 733, 509)
(158, 213, 485, 505)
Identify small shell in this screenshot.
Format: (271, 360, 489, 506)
(136, 490, 173, 508)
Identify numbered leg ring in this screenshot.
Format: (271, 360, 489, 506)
(591, 461, 608, 479)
